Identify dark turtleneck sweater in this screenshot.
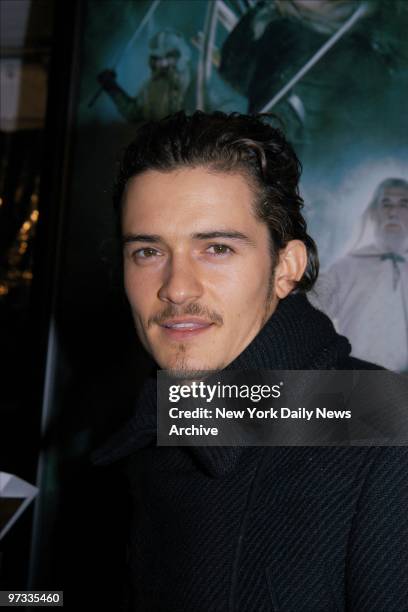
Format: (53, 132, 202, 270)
(91, 294, 408, 612)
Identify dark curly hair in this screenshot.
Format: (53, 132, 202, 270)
(113, 110, 319, 292)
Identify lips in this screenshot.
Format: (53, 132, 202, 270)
(159, 318, 214, 340)
(385, 222, 401, 229)
(162, 319, 211, 329)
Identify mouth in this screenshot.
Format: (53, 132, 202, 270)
(159, 318, 215, 340)
(384, 222, 402, 231)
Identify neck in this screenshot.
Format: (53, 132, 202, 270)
(225, 293, 350, 371)
(91, 293, 351, 471)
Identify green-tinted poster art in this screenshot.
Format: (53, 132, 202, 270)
(71, 0, 408, 371)
(80, 0, 246, 122)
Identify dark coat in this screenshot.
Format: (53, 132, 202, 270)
(92, 295, 408, 611)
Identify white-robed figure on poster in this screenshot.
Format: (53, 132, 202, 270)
(311, 178, 408, 372)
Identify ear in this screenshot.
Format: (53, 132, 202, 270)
(274, 240, 308, 299)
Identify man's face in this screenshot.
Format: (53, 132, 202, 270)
(149, 48, 179, 76)
(375, 186, 408, 250)
(121, 167, 278, 374)
(148, 32, 186, 77)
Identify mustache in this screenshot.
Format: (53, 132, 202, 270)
(148, 303, 223, 327)
(382, 220, 403, 229)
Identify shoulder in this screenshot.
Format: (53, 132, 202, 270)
(354, 446, 408, 493)
(325, 244, 382, 273)
(348, 445, 408, 546)
(326, 252, 355, 269)
(299, 446, 408, 513)
(323, 255, 365, 281)
(347, 446, 408, 608)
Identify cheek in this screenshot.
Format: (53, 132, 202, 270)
(124, 268, 157, 314)
(212, 260, 271, 313)
(123, 267, 137, 304)
(400, 211, 408, 225)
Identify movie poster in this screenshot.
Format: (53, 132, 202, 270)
(25, 0, 408, 597)
(69, 0, 408, 373)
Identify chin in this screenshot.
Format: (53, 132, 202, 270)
(382, 223, 402, 233)
(161, 356, 222, 378)
(152, 343, 208, 370)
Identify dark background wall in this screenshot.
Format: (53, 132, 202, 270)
(1, 3, 149, 607)
(1, 2, 407, 609)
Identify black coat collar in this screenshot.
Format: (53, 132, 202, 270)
(90, 294, 351, 475)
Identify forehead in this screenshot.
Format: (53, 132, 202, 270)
(150, 32, 183, 54)
(122, 167, 261, 233)
(380, 186, 408, 200)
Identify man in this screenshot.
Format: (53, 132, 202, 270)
(98, 29, 194, 122)
(97, 28, 245, 123)
(312, 178, 408, 372)
(91, 112, 407, 611)
(219, 0, 406, 148)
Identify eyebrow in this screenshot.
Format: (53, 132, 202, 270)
(193, 230, 255, 245)
(122, 234, 162, 246)
(122, 230, 255, 247)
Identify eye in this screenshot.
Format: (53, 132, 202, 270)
(206, 244, 234, 256)
(131, 247, 161, 261)
(166, 50, 180, 60)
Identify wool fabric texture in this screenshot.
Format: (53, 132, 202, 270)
(92, 294, 408, 611)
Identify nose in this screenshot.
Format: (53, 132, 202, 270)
(386, 203, 397, 217)
(158, 254, 203, 305)
(157, 57, 169, 69)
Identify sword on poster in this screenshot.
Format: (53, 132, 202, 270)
(259, 2, 370, 114)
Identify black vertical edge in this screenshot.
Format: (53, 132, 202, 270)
(26, 0, 83, 587)
(28, 0, 82, 449)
